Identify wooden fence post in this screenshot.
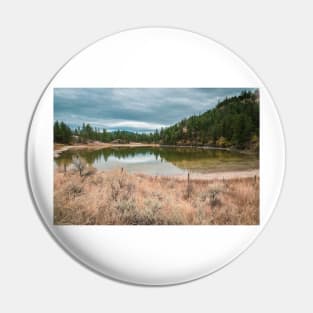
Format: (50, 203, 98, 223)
(187, 172, 190, 198)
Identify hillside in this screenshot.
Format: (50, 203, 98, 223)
(159, 90, 259, 150)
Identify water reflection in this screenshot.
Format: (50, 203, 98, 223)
(54, 147, 259, 175)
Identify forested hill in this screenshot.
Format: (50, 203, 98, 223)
(159, 90, 259, 150)
(54, 90, 259, 151)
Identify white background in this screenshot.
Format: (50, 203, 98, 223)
(0, 0, 312, 312)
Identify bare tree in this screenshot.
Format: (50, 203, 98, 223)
(72, 154, 87, 177)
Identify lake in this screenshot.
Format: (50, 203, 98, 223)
(54, 146, 259, 176)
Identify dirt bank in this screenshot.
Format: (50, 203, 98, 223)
(54, 142, 160, 158)
(171, 169, 259, 181)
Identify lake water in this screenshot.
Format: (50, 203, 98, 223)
(54, 147, 259, 176)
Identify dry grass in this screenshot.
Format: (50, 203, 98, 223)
(54, 168, 259, 225)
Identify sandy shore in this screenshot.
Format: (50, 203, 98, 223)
(170, 169, 259, 181)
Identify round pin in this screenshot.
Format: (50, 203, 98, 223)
(26, 27, 285, 285)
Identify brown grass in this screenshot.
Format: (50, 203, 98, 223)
(54, 168, 259, 225)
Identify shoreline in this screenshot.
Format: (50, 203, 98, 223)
(55, 164, 259, 181)
(54, 142, 257, 158)
(169, 169, 259, 181)
(54, 142, 160, 158)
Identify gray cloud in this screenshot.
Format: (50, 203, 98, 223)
(54, 88, 254, 132)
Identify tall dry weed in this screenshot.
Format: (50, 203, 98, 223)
(54, 168, 259, 225)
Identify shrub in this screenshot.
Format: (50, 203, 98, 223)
(72, 155, 87, 176)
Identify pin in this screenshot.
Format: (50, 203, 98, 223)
(26, 28, 285, 285)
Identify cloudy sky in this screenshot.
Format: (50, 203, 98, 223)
(54, 88, 254, 133)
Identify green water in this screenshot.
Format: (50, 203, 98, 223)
(54, 146, 259, 176)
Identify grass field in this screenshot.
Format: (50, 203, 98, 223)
(54, 166, 259, 225)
